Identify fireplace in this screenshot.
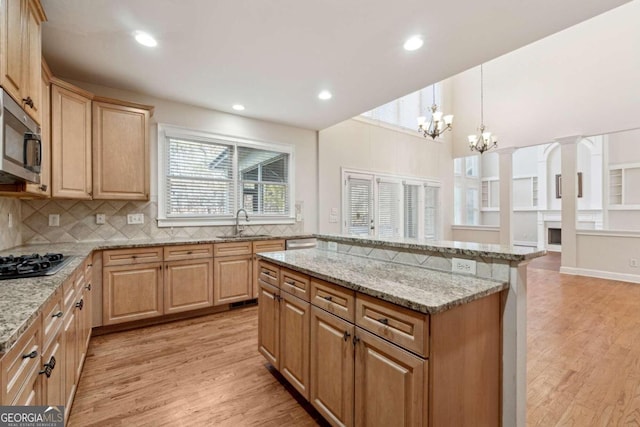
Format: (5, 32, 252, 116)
(548, 228, 562, 245)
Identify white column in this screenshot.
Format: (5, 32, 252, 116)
(498, 148, 516, 246)
(558, 136, 581, 269)
(503, 261, 529, 427)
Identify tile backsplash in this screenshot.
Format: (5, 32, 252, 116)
(21, 199, 304, 244)
(0, 197, 21, 250)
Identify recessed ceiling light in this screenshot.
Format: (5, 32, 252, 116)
(403, 35, 423, 51)
(134, 31, 158, 47)
(232, 104, 245, 111)
(318, 90, 332, 100)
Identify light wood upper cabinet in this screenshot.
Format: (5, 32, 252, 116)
(51, 79, 93, 199)
(92, 97, 152, 200)
(0, 0, 46, 124)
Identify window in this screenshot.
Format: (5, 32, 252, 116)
(481, 178, 500, 209)
(466, 188, 479, 225)
(360, 84, 442, 132)
(343, 169, 440, 239)
(158, 125, 294, 226)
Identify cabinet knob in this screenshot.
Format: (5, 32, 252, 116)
(352, 336, 360, 346)
(51, 311, 63, 318)
(343, 331, 351, 342)
(76, 299, 84, 310)
(323, 295, 333, 302)
(377, 317, 389, 326)
(22, 97, 34, 108)
(39, 184, 48, 192)
(85, 284, 92, 291)
(22, 350, 38, 359)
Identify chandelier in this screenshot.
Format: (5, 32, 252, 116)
(417, 84, 453, 139)
(468, 64, 497, 154)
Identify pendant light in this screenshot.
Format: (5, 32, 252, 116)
(468, 64, 497, 154)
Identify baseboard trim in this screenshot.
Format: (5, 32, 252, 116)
(560, 266, 640, 284)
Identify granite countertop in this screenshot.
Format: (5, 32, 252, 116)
(315, 233, 546, 262)
(0, 233, 313, 354)
(258, 248, 509, 314)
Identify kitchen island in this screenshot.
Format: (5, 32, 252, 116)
(257, 234, 545, 427)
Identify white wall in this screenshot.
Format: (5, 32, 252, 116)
(573, 232, 640, 282)
(451, 226, 500, 244)
(317, 118, 453, 239)
(450, 1, 640, 157)
(67, 79, 319, 232)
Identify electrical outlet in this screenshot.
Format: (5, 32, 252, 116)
(96, 213, 106, 225)
(127, 213, 144, 225)
(329, 214, 338, 223)
(630, 258, 638, 268)
(327, 242, 338, 251)
(7, 213, 13, 228)
(48, 214, 60, 227)
(452, 257, 477, 275)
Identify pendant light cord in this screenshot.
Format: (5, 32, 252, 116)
(480, 64, 484, 127)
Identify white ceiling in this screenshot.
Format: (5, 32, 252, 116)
(41, 0, 630, 131)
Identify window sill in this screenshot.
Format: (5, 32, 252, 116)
(157, 217, 296, 228)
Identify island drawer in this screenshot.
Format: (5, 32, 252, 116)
(214, 241, 252, 257)
(257, 261, 279, 287)
(310, 279, 355, 322)
(0, 318, 41, 405)
(164, 244, 214, 261)
(355, 293, 429, 357)
(280, 268, 310, 301)
(103, 247, 163, 266)
(253, 239, 285, 254)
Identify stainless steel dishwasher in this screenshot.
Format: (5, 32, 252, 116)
(285, 238, 317, 250)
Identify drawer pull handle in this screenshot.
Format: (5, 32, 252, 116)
(85, 284, 92, 291)
(87, 263, 93, 267)
(323, 295, 333, 302)
(22, 350, 38, 359)
(52, 311, 63, 318)
(39, 356, 56, 378)
(285, 280, 295, 286)
(377, 318, 389, 325)
(343, 331, 351, 341)
(187, 251, 193, 254)
(76, 299, 84, 310)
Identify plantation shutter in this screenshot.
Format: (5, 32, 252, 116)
(404, 183, 420, 238)
(238, 147, 289, 216)
(377, 179, 401, 238)
(166, 137, 234, 217)
(345, 175, 373, 236)
(425, 185, 440, 240)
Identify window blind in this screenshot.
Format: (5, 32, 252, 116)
(346, 176, 372, 236)
(377, 180, 401, 238)
(404, 184, 420, 238)
(166, 138, 234, 216)
(425, 186, 440, 239)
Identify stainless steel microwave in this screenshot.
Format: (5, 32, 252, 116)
(0, 88, 41, 184)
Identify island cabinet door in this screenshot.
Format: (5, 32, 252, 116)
(279, 291, 311, 399)
(354, 327, 425, 427)
(258, 280, 280, 369)
(310, 306, 355, 427)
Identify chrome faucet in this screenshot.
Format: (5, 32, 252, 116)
(235, 208, 249, 236)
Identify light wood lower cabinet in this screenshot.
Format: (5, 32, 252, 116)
(164, 258, 213, 314)
(279, 291, 310, 399)
(257, 280, 280, 368)
(40, 332, 64, 406)
(214, 254, 252, 305)
(252, 240, 285, 298)
(310, 306, 355, 427)
(0, 317, 41, 405)
(63, 305, 76, 418)
(354, 327, 424, 427)
(103, 262, 163, 325)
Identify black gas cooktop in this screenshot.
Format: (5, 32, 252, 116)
(0, 253, 74, 280)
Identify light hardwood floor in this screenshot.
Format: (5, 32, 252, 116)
(69, 256, 640, 426)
